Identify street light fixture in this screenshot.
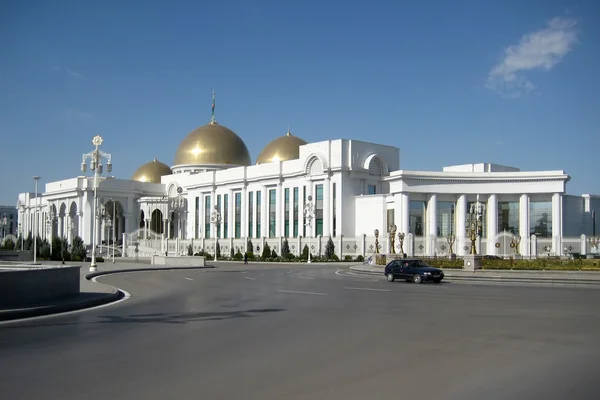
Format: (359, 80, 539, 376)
(33, 176, 40, 264)
(466, 194, 485, 255)
(46, 207, 55, 254)
(81, 134, 112, 272)
(170, 187, 185, 240)
(389, 224, 397, 254)
(210, 204, 222, 261)
(303, 195, 314, 263)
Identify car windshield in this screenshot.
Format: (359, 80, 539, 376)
(412, 260, 430, 268)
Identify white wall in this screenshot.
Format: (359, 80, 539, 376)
(355, 195, 387, 236)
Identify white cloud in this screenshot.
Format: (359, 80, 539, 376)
(52, 65, 84, 78)
(66, 109, 92, 120)
(486, 17, 578, 97)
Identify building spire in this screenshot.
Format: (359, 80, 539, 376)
(287, 124, 291, 136)
(210, 90, 216, 124)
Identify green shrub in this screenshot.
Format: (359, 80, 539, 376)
(344, 255, 352, 261)
(233, 251, 243, 260)
(261, 243, 271, 259)
(70, 236, 87, 261)
(246, 251, 255, 261)
(271, 249, 277, 259)
(281, 238, 290, 258)
(285, 253, 295, 261)
(301, 244, 309, 260)
(356, 255, 364, 262)
(247, 239, 254, 253)
(187, 244, 193, 256)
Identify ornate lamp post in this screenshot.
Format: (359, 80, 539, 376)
(210, 205, 222, 261)
(374, 229, 380, 254)
(398, 232, 406, 256)
(81, 135, 112, 272)
(303, 195, 315, 263)
(46, 208, 55, 254)
(32, 176, 41, 264)
(466, 195, 485, 255)
(588, 236, 599, 255)
(170, 187, 185, 240)
(510, 235, 521, 254)
(18, 222, 23, 250)
(0, 214, 8, 240)
(389, 224, 397, 254)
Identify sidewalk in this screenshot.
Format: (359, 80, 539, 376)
(0, 260, 214, 322)
(350, 264, 600, 285)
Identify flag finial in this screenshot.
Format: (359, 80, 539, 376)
(210, 90, 216, 124)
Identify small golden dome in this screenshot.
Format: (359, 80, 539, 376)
(132, 158, 172, 183)
(256, 129, 308, 164)
(174, 122, 251, 167)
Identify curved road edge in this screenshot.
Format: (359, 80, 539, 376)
(0, 265, 216, 322)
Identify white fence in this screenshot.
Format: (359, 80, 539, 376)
(121, 230, 600, 259)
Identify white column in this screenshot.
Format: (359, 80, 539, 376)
(400, 193, 410, 236)
(261, 187, 268, 238)
(487, 194, 498, 255)
(227, 190, 234, 239)
(519, 194, 530, 256)
(58, 213, 64, 238)
(275, 183, 282, 237)
(552, 193, 563, 255)
(298, 186, 305, 238)
(323, 176, 331, 237)
(427, 194, 437, 256)
(241, 186, 248, 238)
(456, 195, 467, 256)
(211, 191, 216, 238)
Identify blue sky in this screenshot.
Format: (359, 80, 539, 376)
(1, 0, 599, 205)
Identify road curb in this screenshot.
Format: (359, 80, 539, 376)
(0, 288, 122, 322)
(85, 265, 216, 280)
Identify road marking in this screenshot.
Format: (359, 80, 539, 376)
(185, 277, 194, 281)
(298, 276, 316, 280)
(244, 276, 256, 280)
(344, 287, 392, 292)
(277, 289, 328, 296)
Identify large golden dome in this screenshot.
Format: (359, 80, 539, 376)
(132, 158, 172, 183)
(256, 129, 308, 164)
(174, 122, 251, 167)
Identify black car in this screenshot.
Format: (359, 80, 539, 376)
(384, 259, 444, 283)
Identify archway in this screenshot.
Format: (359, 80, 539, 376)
(139, 210, 145, 230)
(151, 209, 164, 235)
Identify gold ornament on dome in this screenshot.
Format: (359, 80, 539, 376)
(132, 158, 172, 183)
(256, 129, 308, 165)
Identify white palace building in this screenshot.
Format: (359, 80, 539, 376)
(14, 99, 600, 260)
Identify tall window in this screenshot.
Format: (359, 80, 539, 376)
(530, 201, 552, 237)
(468, 201, 487, 238)
(303, 186, 306, 237)
(204, 196, 211, 239)
(498, 201, 519, 235)
(217, 195, 222, 238)
(333, 183, 337, 237)
(248, 191, 253, 238)
(284, 188, 290, 237)
(234, 192, 241, 238)
(268, 189, 276, 238)
(315, 184, 323, 236)
(223, 194, 228, 239)
(293, 187, 299, 237)
(256, 191, 261, 238)
(437, 201, 455, 237)
(410, 201, 426, 236)
(195, 196, 199, 238)
(368, 184, 376, 195)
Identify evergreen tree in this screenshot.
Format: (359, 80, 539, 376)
(70, 236, 87, 261)
(247, 238, 254, 253)
(281, 238, 290, 258)
(216, 242, 221, 259)
(325, 236, 335, 260)
(261, 243, 271, 259)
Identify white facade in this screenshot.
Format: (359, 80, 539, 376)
(14, 137, 600, 258)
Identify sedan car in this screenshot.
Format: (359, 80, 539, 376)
(384, 259, 444, 283)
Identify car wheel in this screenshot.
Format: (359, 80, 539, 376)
(386, 273, 395, 282)
(412, 274, 422, 284)
(433, 278, 442, 283)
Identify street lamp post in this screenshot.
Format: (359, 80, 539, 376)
(588, 236, 599, 255)
(46, 208, 55, 255)
(81, 135, 112, 272)
(466, 195, 485, 255)
(303, 195, 314, 263)
(210, 205, 222, 261)
(18, 222, 23, 250)
(33, 176, 40, 263)
(398, 232, 406, 257)
(389, 224, 397, 254)
(510, 235, 522, 255)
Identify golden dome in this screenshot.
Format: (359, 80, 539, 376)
(256, 129, 308, 164)
(174, 122, 251, 167)
(132, 158, 172, 183)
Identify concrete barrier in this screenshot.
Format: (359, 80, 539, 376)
(0, 251, 33, 262)
(151, 255, 206, 267)
(0, 266, 81, 307)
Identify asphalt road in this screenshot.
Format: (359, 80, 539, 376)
(1, 264, 600, 400)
